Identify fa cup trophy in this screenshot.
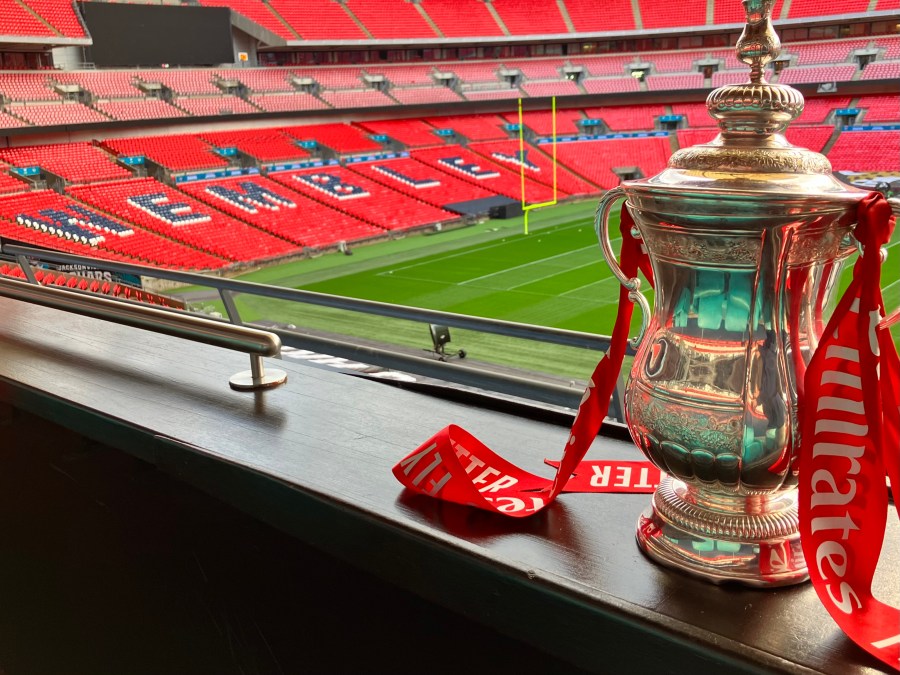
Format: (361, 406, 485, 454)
(596, 0, 869, 585)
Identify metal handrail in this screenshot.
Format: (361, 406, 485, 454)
(0, 274, 287, 392)
(2, 244, 624, 410)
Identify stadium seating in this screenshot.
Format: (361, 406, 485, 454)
(581, 78, 641, 94)
(220, 68, 295, 93)
(268, 0, 366, 40)
(877, 37, 900, 60)
(552, 136, 671, 189)
(862, 61, 900, 81)
(292, 67, 364, 89)
(787, 0, 868, 19)
(564, 0, 635, 32)
(139, 71, 221, 96)
(172, 96, 260, 116)
(411, 145, 560, 203)
(582, 104, 665, 131)
(0, 0, 55, 37)
(390, 87, 464, 105)
(69, 178, 298, 261)
(522, 80, 582, 98)
(777, 65, 858, 84)
(179, 174, 383, 247)
(443, 62, 501, 85)
(502, 59, 566, 80)
(795, 96, 851, 124)
(344, 0, 437, 39)
(0, 188, 228, 269)
(568, 55, 633, 77)
(675, 128, 718, 149)
(0, 111, 29, 129)
(355, 119, 443, 149)
(95, 99, 187, 122)
(0, 172, 26, 194)
(319, 89, 396, 109)
(857, 95, 900, 123)
(366, 65, 436, 87)
(826, 130, 900, 172)
(197, 0, 296, 40)
(713, 0, 783, 24)
(269, 165, 455, 230)
(491, 0, 569, 35)
(501, 109, 584, 136)
(0, 142, 132, 183)
(638, 0, 706, 29)
(670, 102, 717, 127)
(198, 129, 310, 162)
(645, 73, 704, 91)
(786, 40, 868, 65)
(102, 135, 230, 172)
(19, 0, 86, 37)
(247, 92, 330, 112)
(711, 70, 761, 87)
(283, 123, 382, 154)
(53, 71, 142, 99)
(0, 72, 59, 101)
(424, 114, 508, 140)
(6, 102, 110, 126)
(461, 89, 523, 101)
(783, 125, 834, 153)
(347, 156, 496, 207)
(648, 53, 698, 73)
(467, 140, 598, 195)
(419, 0, 503, 37)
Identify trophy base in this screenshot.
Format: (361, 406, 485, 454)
(636, 476, 809, 587)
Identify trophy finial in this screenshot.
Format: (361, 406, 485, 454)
(736, 0, 780, 84)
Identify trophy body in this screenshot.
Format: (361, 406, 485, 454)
(597, 0, 867, 585)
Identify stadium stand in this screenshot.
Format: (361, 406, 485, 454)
(197, 130, 310, 163)
(411, 145, 561, 203)
(583, 105, 666, 131)
(491, 0, 569, 35)
(521, 80, 582, 98)
(501, 109, 584, 136)
(178, 174, 384, 247)
(787, 0, 868, 18)
(101, 135, 230, 172)
(355, 119, 445, 148)
(552, 136, 671, 189)
(140, 71, 222, 96)
(6, 102, 110, 126)
(467, 139, 598, 195)
(647, 53, 698, 73)
(786, 39, 868, 65)
(248, 93, 330, 113)
(0, 142, 132, 183)
(862, 60, 900, 80)
(502, 59, 566, 80)
(564, 0, 635, 32)
(68, 178, 298, 261)
(270, 165, 455, 231)
(292, 67, 364, 90)
(283, 123, 382, 154)
(795, 96, 851, 124)
(877, 37, 900, 59)
(171, 96, 261, 117)
(419, 0, 503, 37)
(581, 78, 641, 94)
(390, 87, 464, 105)
(219, 68, 295, 93)
(423, 114, 508, 141)
(366, 65, 436, 87)
(441, 61, 501, 85)
(0, 0, 55, 37)
(670, 102, 717, 127)
(784, 125, 834, 153)
(568, 55, 633, 77)
(19, 0, 86, 38)
(461, 88, 523, 101)
(94, 99, 187, 122)
(346, 156, 496, 207)
(0, 72, 59, 101)
(319, 89, 396, 109)
(638, 0, 706, 29)
(0, 171, 26, 194)
(713, 0, 784, 24)
(826, 130, 900, 172)
(52, 71, 142, 99)
(675, 128, 718, 149)
(777, 65, 858, 84)
(344, 0, 437, 39)
(0, 110, 31, 129)
(857, 94, 900, 123)
(0, 188, 228, 269)
(267, 0, 365, 40)
(196, 0, 296, 40)
(645, 73, 705, 91)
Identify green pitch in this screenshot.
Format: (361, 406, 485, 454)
(219, 200, 900, 380)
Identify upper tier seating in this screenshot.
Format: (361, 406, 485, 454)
(0, 142, 132, 183)
(0, 110, 29, 129)
(268, 0, 367, 40)
(442, 62, 501, 84)
(283, 123, 382, 154)
(522, 80, 582, 98)
(366, 65, 436, 87)
(172, 96, 260, 116)
(102, 135, 230, 172)
(581, 78, 641, 94)
(411, 145, 561, 203)
(857, 95, 900, 123)
(20, 0, 85, 37)
(462, 89, 523, 101)
(796, 96, 851, 124)
(0, 188, 228, 270)
(196, 0, 295, 39)
(713, 0, 783, 24)
(501, 109, 584, 136)
(777, 65, 858, 84)
(564, 0, 635, 32)
(269, 165, 455, 231)
(786, 40, 868, 65)
(862, 61, 900, 81)
(248, 93, 330, 112)
(468, 139, 598, 195)
(502, 59, 566, 80)
(877, 37, 900, 59)
(568, 55, 633, 77)
(638, 0, 706, 29)
(292, 67, 364, 89)
(419, 0, 503, 37)
(424, 114, 508, 140)
(219, 68, 295, 93)
(345, 0, 437, 39)
(0, 171, 26, 194)
(583, 104, 666, 131)
(490, 0, 568, 35)
(95, 99, 187, 122)
(319, 89, 396, 109)
(53, 72, 142, 99)
(356, 119, 446, 148)
(346, 156, 496, 207)
(552, 136, 671, 189)
(712, 70, 764, 87)
(0, 0, 55, 37)
(826, 130, 900, 171)
(645, 73, 704, 90)
(390, 87, 464, 105)
(69, 177, 298, 261)
(138, 71, 221, 96)
(0, 73, 59, 101)
(198, 130, 310, 162)
(647, 53, 698, 73)
(787, 0, 868, 18)
(783, 125, 834, 153)
(676, 128, 718, 149)
(6, 102, 109, 126)
(178, 174, 383, 247)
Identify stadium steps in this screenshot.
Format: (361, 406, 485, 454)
(705, 0, 714, 25)
(484, 2, 511, 36)
(629, 0, 644, 30)
(12, 0, 62, 37)
(866, 0, 879, 10)
(555, 0, 576, 33)
(414, 3, 444, 38)
(820, 126, 843, 155)
(262, 4, 302, 40)
(339, 3, 375, 39)
(779, 0, 794, 20)
(533, 143, 606, 191)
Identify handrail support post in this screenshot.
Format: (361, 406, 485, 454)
(229, 354, 287, 392)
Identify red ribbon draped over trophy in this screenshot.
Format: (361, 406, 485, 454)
(393, 195, 899, 670)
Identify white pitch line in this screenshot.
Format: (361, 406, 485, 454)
(460, 244, 596, 285)
(560, 275, 621, 296)
(506, 260, 599, 290)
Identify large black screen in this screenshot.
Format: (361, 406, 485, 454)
(78, 2, 233, 67)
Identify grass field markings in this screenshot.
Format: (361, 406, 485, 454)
(506, 260, 601, 290)
(460, 244, 597, 285)
(559, 275, 621, 297)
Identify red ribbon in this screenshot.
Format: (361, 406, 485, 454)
(393, 195, 900, 669)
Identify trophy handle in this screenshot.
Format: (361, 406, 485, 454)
(595, 186, 650, 349)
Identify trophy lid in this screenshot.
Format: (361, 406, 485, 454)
(635, 0, 861, 200)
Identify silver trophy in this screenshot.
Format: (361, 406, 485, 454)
(596, 0, 870, 586)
